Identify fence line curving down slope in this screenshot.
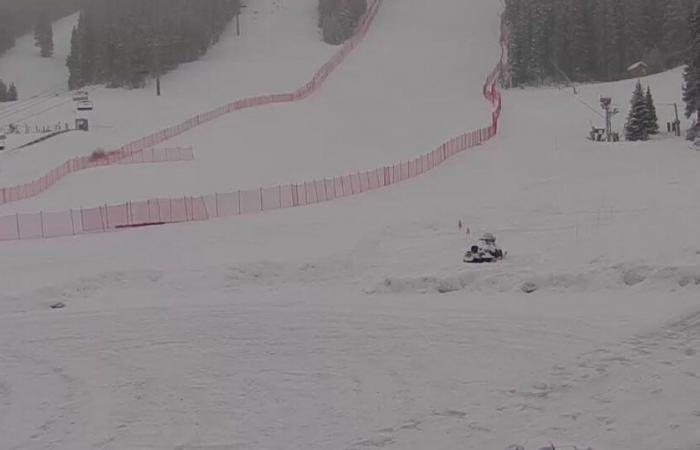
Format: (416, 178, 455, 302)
(0, 2, 507, 242)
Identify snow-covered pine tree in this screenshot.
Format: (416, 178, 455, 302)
(34, 8, 54, 58)
(645, 86, 660, 134)
(0, 79, 6, 102)
(7, 83, 18, 101)
(626, 81, 650, 141)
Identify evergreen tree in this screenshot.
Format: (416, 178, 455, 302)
(645, 86, 660, 134)
(7, 82, 17, 101)
(622, 0, 649, 66)
(66, 0, 242, 89)
(626, 81, 651, 141)
(0, 79, 6, 102)
(503, 0, 694, 84)
(594, 0, 623, 80)
(569, 0, 594, 81)
(1, 0, 81, 57)
(529, 0, 552, 84)
(507, 0, 532, 86)
(683, 4, 700, 119)
(322, 10, 344, 45)
(319, 0, 367, 45)
(662, 0, 691, 65)
(34, 8, 54, 57)
(66, 25, 83, 90)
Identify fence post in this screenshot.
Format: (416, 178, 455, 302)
(215, 193, 220, 217)
(15, 213, 20, 240)
(70, 209, 76, 235)
(237, 191, 241, 215)
(40, 211, 44, 238)
(201, 196, 209, 220)
(260, 188, 264, 211)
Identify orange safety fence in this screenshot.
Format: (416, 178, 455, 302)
(0, 0, 383, 207)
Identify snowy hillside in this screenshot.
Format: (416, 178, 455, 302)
(0, 0, 500, 213)
(0, 0, 335, 184)
(1, 0, 700, 449)
(0, 14, 76, 100)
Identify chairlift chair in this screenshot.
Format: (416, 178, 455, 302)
(72, 90, 89, 102)
(77, 100, 94, 111)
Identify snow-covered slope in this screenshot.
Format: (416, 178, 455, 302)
(0, 0, 335, 184)
(1, 1, 700, 449)
(0, 14, 76, 100)
(0, 0, 500, 213)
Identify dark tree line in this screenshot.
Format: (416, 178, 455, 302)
(67, 0, 241, 89)
(0, 79, 18, 102)
(0, 0, 80, 56)
(505, 0, 695, 86)
(683, 2, 700, 125)
(34, 8, 54, 58)
(318, 0, 367, 45)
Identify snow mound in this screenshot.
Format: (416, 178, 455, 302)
(370, 263, 700, 296)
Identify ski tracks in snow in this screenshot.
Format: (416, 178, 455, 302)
(497, 308, 700, 449)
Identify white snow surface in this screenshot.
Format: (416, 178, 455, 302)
(2, 0, 700, 449)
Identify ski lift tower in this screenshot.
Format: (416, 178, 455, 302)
(600, 96, 619, 142)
